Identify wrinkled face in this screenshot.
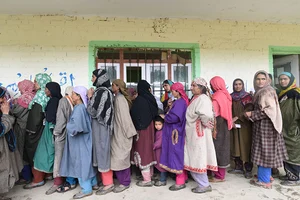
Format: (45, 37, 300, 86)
(190, 82, 201, 95)
(155, 121, 163, 131)
(71, 91, 81, 104)
(44, 87, 51, 97)
(279, 75, 290, 88)
(234, 80, 243, 92)
(171, 90, 180, 98)
(111, 83, 119, 93)
(34, 79, 40, 90)
(91, 74, 97, 84)
(163, 84, 171, 92)
(255, 74, 267, 89)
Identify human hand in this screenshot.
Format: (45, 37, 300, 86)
(87, 88, 95, 99)
(232, 116, 238, 122)
(203, 120, 214, 129)
(159, 114, 165, 119)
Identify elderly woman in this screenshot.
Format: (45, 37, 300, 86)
(277, 72, 300, 186)
(229, 78, 253, 179)
(210, 76, 233, 182)
(24, 82, 62, 189)
(9, 80, 35, 185)
(159, 82, 188, 191)
(0, 88, 23, 200)
(23, 73, 52, 185)
(245, 70, 287, 189)
(184, 78, 218, 193)
(131, 80, 158, 187)
(110, 79, 137, 193)
(60, 86, 97, 199)
(87, 69, 114, 195)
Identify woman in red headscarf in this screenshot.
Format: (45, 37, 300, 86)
(210, 76, 233, 182)
(159, 82, 189, 191)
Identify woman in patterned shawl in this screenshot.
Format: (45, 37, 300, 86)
(245, 70, 287, 189)
(87, 69, 115, 195)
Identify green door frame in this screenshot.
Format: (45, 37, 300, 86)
(269, 46, 300, 74)
(88, 41, 200, 86)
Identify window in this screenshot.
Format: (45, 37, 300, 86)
(96, 48, 193, 98)
(97, 63, 120, 81)
(171, 63, 192, 97)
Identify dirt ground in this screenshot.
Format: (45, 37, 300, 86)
(3, 167, 300, 200)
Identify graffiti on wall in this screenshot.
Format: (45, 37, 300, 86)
(0, 68, 75, 96)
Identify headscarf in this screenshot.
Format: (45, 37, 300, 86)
(161, 79, 174, 102)
(193, 77, 211, 97)
(73, 86, 88, 107)
(93, 69, 111, 88)
(88, 69, 114, 131)
(28, 73, 52, 111)
(131, 80, 158, 130)
(278, 72, 300, 100)
(0, 87, 5, 98)
(253, 70, 282, 133)
(170, 82, 189, 105)
(45, 82, 62, 124)
(0, 87, 16, 152)
(17, 80, 36, 109)
(210, 76, 232, 130)
(231, 78, 252, 106)
(112, 79, 132, 108)
(65, 86, 73, 96)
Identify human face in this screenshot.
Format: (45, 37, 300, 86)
(234, 80, 243, 92)
(155, 121, 163, 131)
(167, 98, 173, 107)
(34, 79, 40, 90)
(44, 87, 51, 97)
(279, 75, 290, 88)
(111, 83, 119, 94)
(91, 74, 97, 84)
(255, 74, 267, 89)
(171, 90, 180, 99)
(190, 82, 201, 95)
(71, 91, 81, 105)
(163, 84, 171, 92)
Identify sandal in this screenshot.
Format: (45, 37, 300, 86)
(253, 174, 274, 183)
(209, 178, 225, 183)
(250, 179, 272, 189)
(23, 181, 45, 189)
(56, 182, 77, 193)
(45, 185, 60, 195)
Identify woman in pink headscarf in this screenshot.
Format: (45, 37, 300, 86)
(12, 80, 36, 184)
(159, 82, 189, 191)
(209, 76, 233, 182)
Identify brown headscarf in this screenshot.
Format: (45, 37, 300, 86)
(253, 70, 282, 133)
(112, 79, 132, 108)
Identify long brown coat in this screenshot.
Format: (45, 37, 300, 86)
(230, 101, 253, 163)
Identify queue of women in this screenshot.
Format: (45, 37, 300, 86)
(0, 69, 299, 200)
